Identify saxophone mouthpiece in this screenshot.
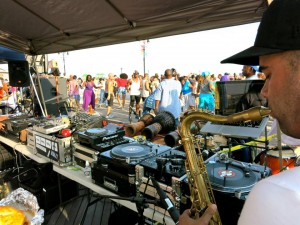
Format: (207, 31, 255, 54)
(259, 107, 272, 117)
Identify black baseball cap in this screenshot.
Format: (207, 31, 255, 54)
(221, 0, 300, 66)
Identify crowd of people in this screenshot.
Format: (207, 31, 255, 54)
(66, 67, 266, 121)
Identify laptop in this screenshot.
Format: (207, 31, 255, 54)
(200, 116, 269, 139)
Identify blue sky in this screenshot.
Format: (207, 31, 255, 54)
(49, 22, 259, 77)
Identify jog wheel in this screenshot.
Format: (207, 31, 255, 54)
(84, 128, 107, 136)
(110, 143, 154, 162)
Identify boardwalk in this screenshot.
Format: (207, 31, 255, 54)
(82, 96, 141, 125)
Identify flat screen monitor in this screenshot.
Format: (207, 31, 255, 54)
(215, 80, 266, 116)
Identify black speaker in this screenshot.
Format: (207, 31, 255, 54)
(8, 60, 30, 87)
(34, 77, 68, 116)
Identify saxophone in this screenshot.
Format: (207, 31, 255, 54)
(178, 106, 271, 224)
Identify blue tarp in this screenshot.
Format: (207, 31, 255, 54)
(0, 46, 25, 62)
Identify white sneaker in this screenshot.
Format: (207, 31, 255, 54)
(106, 114, 114, 119)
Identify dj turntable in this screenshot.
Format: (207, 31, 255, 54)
(77, 124, 128, 151)
(206, 162, 257, 196)
(205, 153, 271, 199)
(0, 116, 38, 142)
(204, 153, 271, 225)
(92, 142, 171, 196)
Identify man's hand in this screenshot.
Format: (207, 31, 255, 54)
(179, 204, 217, 225)
(0, 123, 4, 130)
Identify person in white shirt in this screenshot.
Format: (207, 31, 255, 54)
(242, 65, 259, 80)
(154, 69, 182, 125)
(126, 70, 142, 118)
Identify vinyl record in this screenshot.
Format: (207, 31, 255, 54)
(206, 162, 258, 193)
(84, 128, 107, 136)
(111, 143, 154, 161)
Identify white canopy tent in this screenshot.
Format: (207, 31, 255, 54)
(0, 0, 267, 55)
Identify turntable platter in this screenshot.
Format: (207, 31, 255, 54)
(85, 128, 107, 136)
(111, 143, 154, 161)
(206, 162, 258, 193)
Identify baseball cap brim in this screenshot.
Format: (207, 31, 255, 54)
(221, 46, 284, 66)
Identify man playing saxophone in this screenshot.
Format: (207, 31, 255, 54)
(180, 0, 300, 224)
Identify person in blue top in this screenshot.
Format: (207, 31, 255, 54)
(197, 71, 215, 113)
(181, 75, 196, 111)
(142, 89, 157, 115)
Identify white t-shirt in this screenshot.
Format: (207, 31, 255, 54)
(268, 119, 300, 146)
(154, 78, 182, 119)
(129, 79, 141, 96)
(7, 95, 16, 109)
(238, 167, 300, 225)
(246, 74, 259, 80)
